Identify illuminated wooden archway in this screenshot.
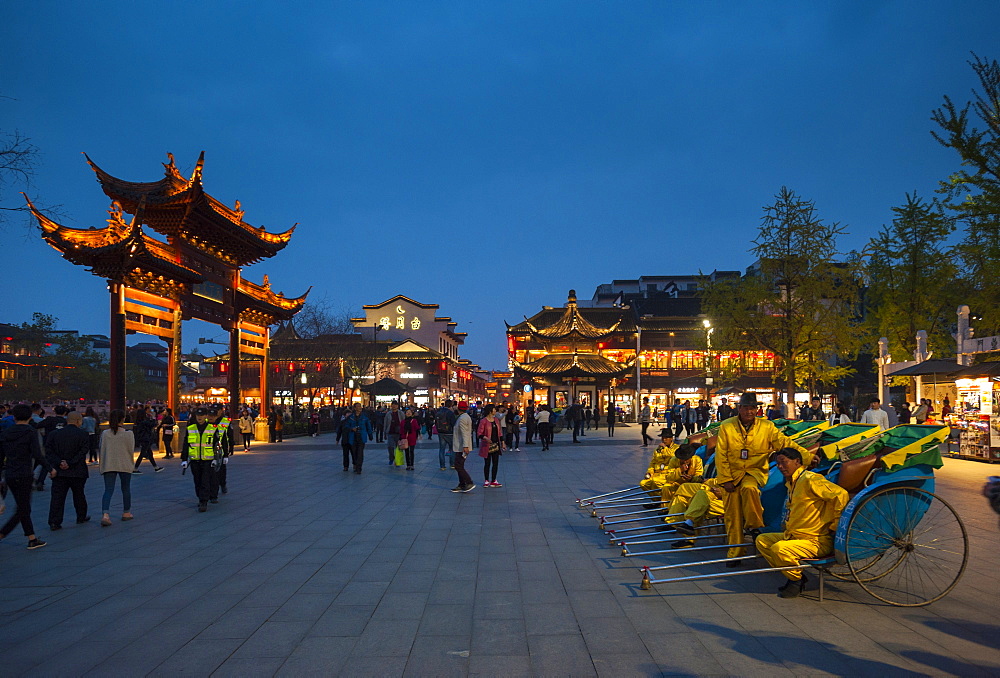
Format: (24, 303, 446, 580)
(27, 153, 307, 415)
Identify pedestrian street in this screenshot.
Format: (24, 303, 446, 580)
(1, 428, 998, 677)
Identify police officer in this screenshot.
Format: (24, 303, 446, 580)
(180, 407, 220, 512)
(211, 406, 235, 495)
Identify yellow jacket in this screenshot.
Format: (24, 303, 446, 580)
(645, 442, 678, 478)
(663, 455, 704, 484)
(782, 468, 849, 540)
(715, 416, 810, 485)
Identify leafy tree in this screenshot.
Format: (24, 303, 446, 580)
(864, 194, 958, 360)
(701, 187, 861, 401)
(932, 53, 1000, 334)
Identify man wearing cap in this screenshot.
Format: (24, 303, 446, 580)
(210, 407, 234, 497)
(639, 428, 678, 502)
(450, 401, 476, 493)
(755, 447, 848, 597)
(181, 407, 220, 512)
(716, 392, 810, 562)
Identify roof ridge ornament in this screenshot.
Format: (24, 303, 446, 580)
(190, 151, 205, 183)
(163, 153, 182, 180)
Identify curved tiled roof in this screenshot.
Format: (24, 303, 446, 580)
(513, 353, 633, 378)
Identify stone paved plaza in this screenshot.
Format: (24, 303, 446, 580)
(1, 426, 999, 677)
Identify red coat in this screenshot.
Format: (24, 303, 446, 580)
(400, 417, 421, 447)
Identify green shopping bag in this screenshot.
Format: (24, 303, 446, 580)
(394, 446, 405, 466)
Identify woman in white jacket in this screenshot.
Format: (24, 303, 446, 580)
(99, 410, 136, 527)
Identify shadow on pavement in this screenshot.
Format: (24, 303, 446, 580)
(688, 620, 927, 677)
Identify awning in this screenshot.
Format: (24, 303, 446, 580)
(888, 359, 963, 377)
(949, 362, 1000, 379)
(359, 377, 412, 396)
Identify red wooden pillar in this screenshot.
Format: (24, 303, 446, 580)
(109, 282, 126, 411)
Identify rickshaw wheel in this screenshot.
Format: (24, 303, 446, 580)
(845, 486, 968, 607)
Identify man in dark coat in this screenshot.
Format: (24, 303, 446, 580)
(0, 403, 51, 548)
(45, 411, 91, 530)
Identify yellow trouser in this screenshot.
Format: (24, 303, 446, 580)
(667, 483, 723, 525)
(640, 476, 667, 498)
(658, 482, 682, 506)
(723, 476, 764, 558)
(755, 532, 833, 581)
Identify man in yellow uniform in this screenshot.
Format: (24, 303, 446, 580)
(639, 429, 677, 506)
(756, 447, 848, 598)
(667, 478, 725, 545)
(716, 393, 810, 562)
(658, 443, 704, 506)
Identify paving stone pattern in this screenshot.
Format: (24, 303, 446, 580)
(1, 426, 998, 676)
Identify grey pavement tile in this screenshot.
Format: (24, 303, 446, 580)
(418, 604, 474, 636)
(527, 633, 598, 676)
(708, 649, 795, 677)
(148, 637, 244, 676)
(233, 621, 312, 657)
(274, 636, 356, 676)
(478, 552, 518, 571)
(467, 653, 532, 676)
(349, 618, 420, 657)
(308, 604, 374, 637)
(333, 580, 390, 606)
(211, 656, 284, 677)
(518, 578, 570, 604)
(402, 655, 469, 677)
(570, 590, 625, 619)
(592, 653, 662, 677)
(408, 632, 472, 657)
(470, 617, 529, 657)
(386, 569, 436, 592)
(428, 578, 477, 604)
(333, 654, 407, 677)
(474, 590, 523, 619)
(371, 591, 428, 620)
(270, 592, 334, 622)
(580, 616, 648, 655)
(200, 605, 278, 639)
(523, 603, 580, 636)
(24, 641, 121, 677)
(477, 568, 520, 591)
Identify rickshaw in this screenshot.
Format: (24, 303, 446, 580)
(619, 424, 967, 607)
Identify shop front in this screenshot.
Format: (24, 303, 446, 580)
(947, 363, 1000, 462)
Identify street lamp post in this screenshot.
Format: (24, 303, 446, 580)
(703, 319, 714, 402)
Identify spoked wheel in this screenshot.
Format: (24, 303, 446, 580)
(845, 486, 968, 606)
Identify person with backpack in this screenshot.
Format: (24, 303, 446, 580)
(435, 400, 457, 470)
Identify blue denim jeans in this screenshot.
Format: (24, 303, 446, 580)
(437, 434, 454, 468)
(102, 472, 132, 513)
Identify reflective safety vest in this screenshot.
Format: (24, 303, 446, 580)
(214, 417, 232, 455)
(186, 423, 217, 461)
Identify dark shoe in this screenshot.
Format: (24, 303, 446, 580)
(778, 574, 807, 598)
(642, 503, 659, 510)
(132, 470, 142, 475)
(745, 527, 762, 540)
(671, 539, 695, 549)
(461, 484, 476, 493)
(655, 524, 675, 532)
(344, 467, 350, 472)
(49, 524, 62, 531)
(355, 469, 362, 474)
(450, 485, 464, 493)
(221, 486, 228, 494)
(27, 539, 47, 550)
(674, 522, 696, 536)
(154, 467, 164, 473)
(198, 503, 207, 512)
(210, 499, 219, 504)
(76, 516, 91, 524)
(725, 560, 743, 569)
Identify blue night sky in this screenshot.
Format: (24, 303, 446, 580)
(3, 1, 998, 369)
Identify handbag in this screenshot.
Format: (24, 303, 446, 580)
(394, 447, 405, 466)
(398, 437, 409, 449)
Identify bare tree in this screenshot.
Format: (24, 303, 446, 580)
(294, 296, 357, 338)
(0, 128, 38, 227)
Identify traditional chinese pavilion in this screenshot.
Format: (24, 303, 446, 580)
(508, 290, 634, 409)
(27, 152, 307, 414)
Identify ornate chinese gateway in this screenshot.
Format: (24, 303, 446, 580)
(27, 153, 307, 414)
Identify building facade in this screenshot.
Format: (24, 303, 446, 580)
(508, 279, 783, 417)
